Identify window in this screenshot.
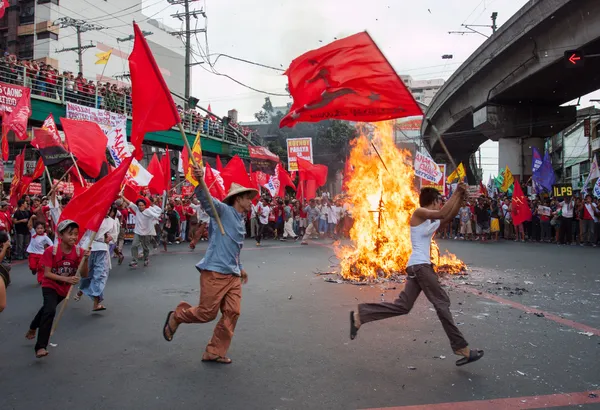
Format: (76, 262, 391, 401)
(37, 32, 58, 41)
(19, 1, 35, 25)
(17, 35, 34, 60)
(579, 161, 590, 176)
(565, 166, 572, 179)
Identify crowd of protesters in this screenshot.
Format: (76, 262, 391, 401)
(437, 192, 600, 247)
(0, 53, 258, 140)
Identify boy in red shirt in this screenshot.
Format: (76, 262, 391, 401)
(25, 220, 90, 358)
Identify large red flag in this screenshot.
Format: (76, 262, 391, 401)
(129, 22, 180, 159)
(216, 155, 223, 172)
(220, 155, 252, 190)
(147, 153, 165, 195)
(60, 156, 134, 239)
(1, 113, 7, 161)
(31, 127, 71, 167)
(2, 87, 31, 141)
(511, 180, 532, 226)
(204, 164, 226, 200)
(305, 179, 318, 200)
(61, 118, 108, 178)
(276, 162, 295, 197)
(8, 148, 25, 207)
(296, 157, 328, 187)
(280, 32, 422, 128)
(161, 146, 171, 192)
(31, 157, 45, 180)
(123, 182, 140, 203)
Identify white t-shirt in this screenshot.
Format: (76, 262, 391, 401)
(328, 206, 340, 224)
(257, 204, 270, 224)
(560, 201, 574, 218)
(26, 228, 53, 255)
(502, 204, 511, 221)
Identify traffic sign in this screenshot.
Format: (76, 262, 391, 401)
(564, 49, 584, 68)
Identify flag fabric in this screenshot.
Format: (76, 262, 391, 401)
(296, 157, 328, 187)
(446, 162, 466, 184)
(95, 49, 112, 65)
(204, 164, 226, 200)
(594, 176, 600, 199)
(220, 155, 252, 191)
(42, 113, 61, 142)
(500, 166, 514, 193)
(539, 151, 556, 192)
(129, 22, 180, 159)
(216, 155, 223, 172)
(2, 87, 31, 141)
(276, 162, 296, 197)
(280, 32, 422, 128)
(487, 175, 495, 198)
(479, 180, 487, 197)
(184, 132, 203, 186)
(61, 118, 108, 178)
(582, 156, 599, 192)
(304, 179, 318, 201)
(0, 0, 9, 19)
(31, 158, 45, 180)
(123, 182, 140, 203)
(31, 127, 72, 167)
(1, 113, 8, 161)
(60, 156, 133, 240)
(532, 147, 546, 192)
(511, 179, 532, 226)
(147, 153, 165, 195)
(161, 146, 172, 192)
(8, 148, 25, 207)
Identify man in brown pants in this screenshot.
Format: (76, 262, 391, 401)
(163, 166, 257, 364)
(350, 184, 484, 366)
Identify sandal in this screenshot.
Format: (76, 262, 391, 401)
(74, 291, 83, 302)
(349, 311, 359, 340)
(92, 305, 107, 312)
(456, 349, 484, 366)
(202, 353, 232, 364)
(162, 311, 178, 342)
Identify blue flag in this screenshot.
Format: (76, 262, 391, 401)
(538, 151, 556, 192)
(532, 147, 544, 192)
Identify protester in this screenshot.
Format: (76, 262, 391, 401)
(12, 199, 32, 260)
(121, 197, 162, 268)
(301, 198, 320, 245)
(26, 218, 53, 284)
(458, 201, 472, 240)
(0, 235, 11, 313)
(350, 183, 484, 366)
(557, 196, 574, 245)
(581, 194, 598, 246)
(280, 199, 298, 241)
(163, 166, 256, 364)
(255, 197, 270, 247)
(25, 220, 90, 358)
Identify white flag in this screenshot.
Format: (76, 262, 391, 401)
(583, 156, 600, 192)
(594, 176, 600, 199)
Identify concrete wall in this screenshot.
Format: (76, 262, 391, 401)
(498, 136, 545, 182)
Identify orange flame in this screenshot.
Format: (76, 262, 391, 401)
(336, 121, 465, 281)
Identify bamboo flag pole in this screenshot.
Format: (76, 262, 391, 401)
(50, 231, 97, 337)
(47, 163, 76, 196)
(69, 153, 86, 186)
(176, 123, 225, 235)
(427, 119, 457, 170)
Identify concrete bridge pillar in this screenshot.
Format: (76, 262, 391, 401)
(498, 137, 545, 183)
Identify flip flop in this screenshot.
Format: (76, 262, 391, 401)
(92, 305, 107, 312)
(162, 311, 176, 342)
(202, 355, 232, 364)
(456, 349, 484, 366)
(350, 311, 359, 340)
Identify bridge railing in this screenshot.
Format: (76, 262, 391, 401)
(0, 63, 259, 147)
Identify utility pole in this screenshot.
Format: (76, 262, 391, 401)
(54, 17, 104, 74)
(168, 1, 206, 109)
(449, 12, 498, 38)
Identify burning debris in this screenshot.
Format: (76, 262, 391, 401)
(335, 121, 466, 282)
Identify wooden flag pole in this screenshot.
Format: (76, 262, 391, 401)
(69, 153, 86, 187)
(427, 119, 457, 170)
(47, 163, 76, 196)
(50, 231, 97, 337)
(176, 123, 225, 235)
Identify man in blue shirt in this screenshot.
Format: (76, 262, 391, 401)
(163, 166, 257, 364)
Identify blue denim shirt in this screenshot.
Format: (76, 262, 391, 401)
(194, 186, 245, 276)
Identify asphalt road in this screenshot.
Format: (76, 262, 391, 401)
(0, 238, 598, 410)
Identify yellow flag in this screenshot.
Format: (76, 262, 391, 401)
(185, 132, 203, 186)
(446, 162, 466, 183)
(95, 49, 112, 65)
(500, 166, 514, 192)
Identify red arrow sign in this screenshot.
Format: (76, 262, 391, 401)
(569, 53, 581, 65)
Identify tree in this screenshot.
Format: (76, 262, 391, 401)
(254, 97, 274, 123)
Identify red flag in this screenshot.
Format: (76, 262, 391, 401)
(181, 148, 190, 179)
(123, 182, 140, 203)
(61, 118, 108, 178)
(129, 22, 180, 159)
(1, 113, 8, 161)
(479, 180, 487, 197)
(204, 164, 226, 200)
(216, 155, 223, 172)
(42, 113, 61, 143)
(147, 153, 165, 195)
(32, 127, 72, 167)
(254, 170, 269, 189)
(280, 32, 422, 128)
(511, 180, 532, 226)
(60, 156, 134, 239)
(276, 163, 295, 197)
(2, 87, 31, 141)
(31, 158, 45, 180)
(305, 179, 317, 200)
(0, 0, 9, 19)
(161, 146, 171, 192)
(71, 174, 90, 198)
(296, 157, 328, 187)
(220, 155, 252, 191)
(8, 148, 25, 207)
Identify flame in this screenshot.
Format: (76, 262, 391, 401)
(336, 121, 465, 281)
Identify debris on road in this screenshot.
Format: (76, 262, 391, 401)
(534, 313, 545, 318)
(407, 366, 417, 370)
(288, 295, 293, 300)
(578, 331, 594, 337)
(589, 393, 598, 398)
(516, 371, 526, 376)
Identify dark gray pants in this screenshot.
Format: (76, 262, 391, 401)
(358, 263, 468, 351)
(15, 233, 30, 260)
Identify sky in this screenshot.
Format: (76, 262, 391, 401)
(142, 0, 600, 180)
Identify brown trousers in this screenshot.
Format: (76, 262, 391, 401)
(174, 270, 242, 357)
(358, 263, 468, 351)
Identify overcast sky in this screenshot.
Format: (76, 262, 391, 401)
(143, 0, 600, 179)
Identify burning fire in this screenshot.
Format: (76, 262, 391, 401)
(336, 121, 465, 281)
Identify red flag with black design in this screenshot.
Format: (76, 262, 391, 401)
(511, 180, 532, 226)
(280, 32, 422, 128)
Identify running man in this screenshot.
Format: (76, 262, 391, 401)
(350, 183, 484, 366)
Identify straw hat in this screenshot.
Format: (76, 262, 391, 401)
(223, 183, 258, 205)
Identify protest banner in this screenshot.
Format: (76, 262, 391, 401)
(419, 164, 446, 195)
(414, 151, 442, 183)
(538, 205, 551, 216)
(0, 82, 30, 114)
(28, 182, 42, 195)
(286, 137, 313, 171)
(52, 179, 74, 194)
(552, 184, 572, 198)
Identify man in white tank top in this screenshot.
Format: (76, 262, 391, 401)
(349, 183, 484, 366)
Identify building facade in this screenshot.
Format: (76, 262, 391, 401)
(400, 75, 445, 106)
